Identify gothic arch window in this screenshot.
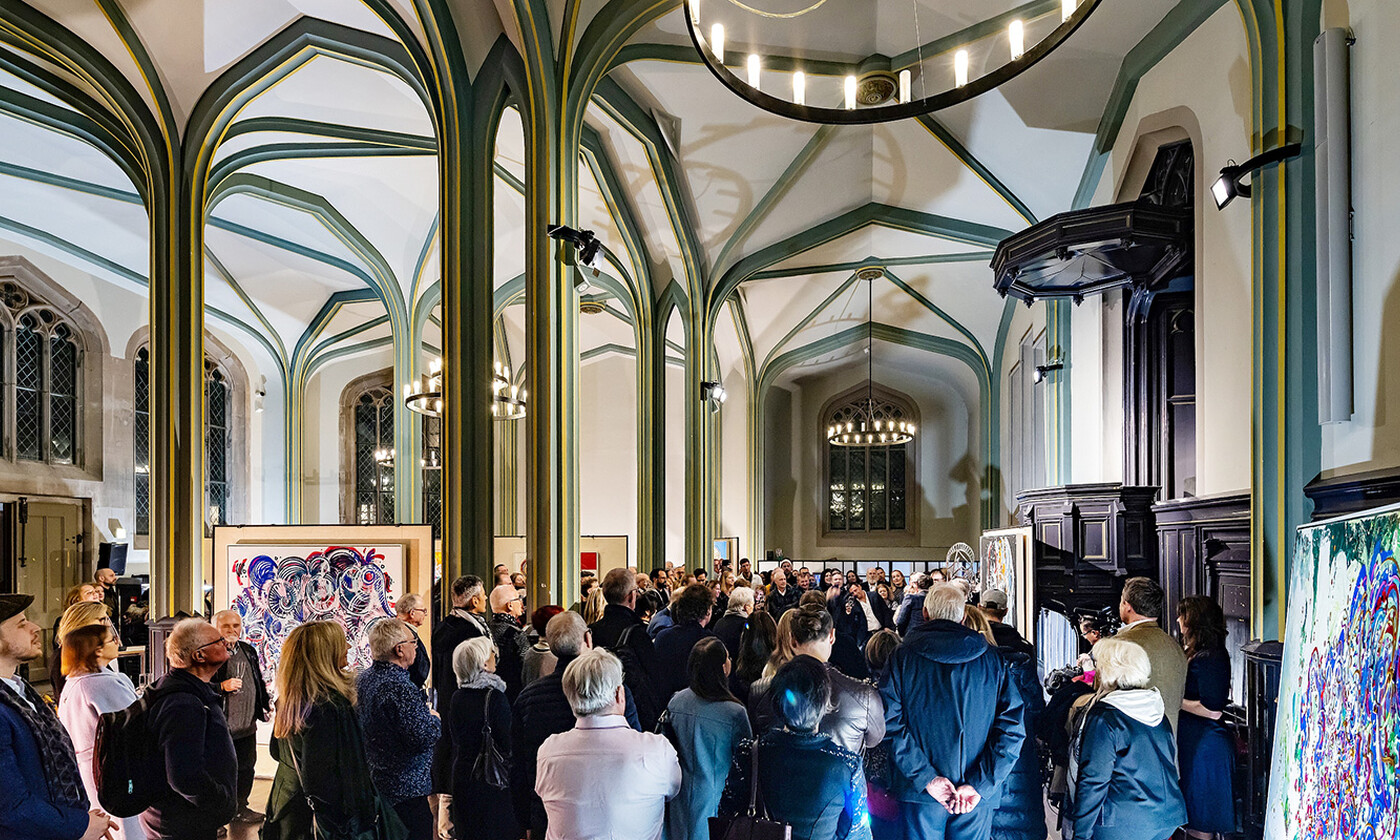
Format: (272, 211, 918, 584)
(1, 281, 84, 465)
(352, 384, 396, 525)
(133, 345, 241, 535)
(824, 389, 916, 534)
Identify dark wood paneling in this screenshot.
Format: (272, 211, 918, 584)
(1304, 466, 1400, 521)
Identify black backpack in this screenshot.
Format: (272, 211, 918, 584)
(92, 680, 191, 817)
(610, 624, 663, 731)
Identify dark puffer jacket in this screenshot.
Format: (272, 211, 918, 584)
(991, 647, 1047, 840)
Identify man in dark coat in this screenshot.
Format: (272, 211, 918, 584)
(589, 567, 644, 649)
(143, 618, 239, 840)
(711, 585, 754, 662)
(488, 584, 530, 702)
(880, 584, 1025, 840)
(429, 575, 489, 834)
(512, 612, 641, 838)
(653, 583, 717, 701)
(394, 592, 431, 690)
(211, 609, 271, 825)
(0, 593, 113, 840)
(764, 568, 802, 618)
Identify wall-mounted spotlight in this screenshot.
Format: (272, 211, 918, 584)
(700, 380, 728, 413)
(1212, 143, 1303, 209)
(547, 224, 604, 294)
(1032, 360, 1064, 383)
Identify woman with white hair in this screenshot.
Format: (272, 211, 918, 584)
(447, 636, 517, 840)
(1068, 637, 1187, 840)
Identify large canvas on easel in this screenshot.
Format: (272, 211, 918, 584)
(978, 527, 1035, 637)
(1265, 503, 1400, 840)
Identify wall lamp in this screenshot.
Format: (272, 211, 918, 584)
(1212, 143, 1303, 209)
(1032, 360, 1064, 383)
(547, 224, 604, 294)
(700, 380, 728, 413)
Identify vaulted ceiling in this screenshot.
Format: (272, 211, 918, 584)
(0, 0, 1187, 398)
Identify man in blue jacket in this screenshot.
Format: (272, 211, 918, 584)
(880, 583, 1026, 840)
(0, 592, 115, 840)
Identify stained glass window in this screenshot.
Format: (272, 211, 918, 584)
(826, 394, 912, 533)
(206, 363, 229, 527)
(354, 386, 395, 525)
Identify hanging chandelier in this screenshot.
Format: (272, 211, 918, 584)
(403, 358, 527, 420)
(681, 0, 1102, 125)
(827, 270, 916, 447)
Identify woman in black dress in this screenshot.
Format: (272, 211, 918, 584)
(1175, 596, 1235, 839)
(448, 636, 518, 840)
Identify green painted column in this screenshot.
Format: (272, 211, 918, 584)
(644, 309, 670, 571)
(150, 176, 206, 617)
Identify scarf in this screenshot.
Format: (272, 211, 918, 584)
(0, 675, 86, 809)
(459, 671, 507, 693)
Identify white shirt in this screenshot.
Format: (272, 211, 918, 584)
(858, 595, 879, 631)
(1121, 618, 1157, 632)
(0, 673, 34, 711)
(536, 714, 681, 840)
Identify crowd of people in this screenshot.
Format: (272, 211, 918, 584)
(0, 560, 1238, 840)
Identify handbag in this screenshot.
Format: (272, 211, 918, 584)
(708, 742, 792, 840)
(654, 708, 681, 751)
(284, 733, 407, 840)
(471, 689, 511, 790)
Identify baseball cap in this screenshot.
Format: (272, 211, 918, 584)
(981, 589, 1009, 610)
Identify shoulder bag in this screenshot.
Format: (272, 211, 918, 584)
(471, 689, 511, 789)
(708, 741, 792, 840)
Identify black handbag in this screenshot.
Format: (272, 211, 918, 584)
(708, 743, 792, 840)
(471, 689, 511, 790)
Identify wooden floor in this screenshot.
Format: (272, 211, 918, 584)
(227, 778, 273, 840)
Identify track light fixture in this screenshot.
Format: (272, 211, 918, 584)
(1212, 143, 1303, 209)
(547, 224, 604, 293)
(1032, 359, 1064, 384)
(700, 380, 727, 413)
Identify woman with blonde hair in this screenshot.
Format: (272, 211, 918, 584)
(51, 600, 114, 695)
(263, 621, 398, 840)
(963, 604, 997, 646)
(57, 623, 144, 840)
(582, 586, 607, 626)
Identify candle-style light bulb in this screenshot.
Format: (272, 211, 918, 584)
(747, 54, 761, 88)
(844, 75, 858, 110)
(899, 69, 911, 103)
(711, 24, 725, 64)
(690, 0, 700, 25)
(1009, 20, 1025, 60)
(954, 49, 969, 87)
(793, 70, 805, 105)
(1062, 0, 1076, 22)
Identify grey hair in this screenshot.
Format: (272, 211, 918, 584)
(368, 617, 411, 662)
(923, 583, 967, 623)
(453, 636, 496, 686)
(561, 649, 624, 717)
(545, 610, 588, 657)
(1092, 637, 1153, 690)
(727, 586, 755, 611)
(211, 609, 240, 625)
(165, 618, 216, 668)
(395, 593, 423, 617)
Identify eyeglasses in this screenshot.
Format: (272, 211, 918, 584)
(394, 638, 418, 650)
(195, 637, 232, 655)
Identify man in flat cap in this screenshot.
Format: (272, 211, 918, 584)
(0, 593, 116, 840)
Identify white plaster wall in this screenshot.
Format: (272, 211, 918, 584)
(1084, 3, 1254, 496)
(579, 353, 638, 567)
(997, 300, 1045, 519)
(664, 357, 686, 565)
(1318, 0, 1400, 475)
(714, 303, 751, 550)
(766, 360, 981, 565)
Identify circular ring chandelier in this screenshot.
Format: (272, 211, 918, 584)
(682, 0, 1103, 124)
(827, 269, 917, 447)
(403, 358, 527, 420)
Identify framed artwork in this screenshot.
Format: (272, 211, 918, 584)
(978, 527, 1035, 638)
(213, 525, 433, 690)
(1265, 503, 1400, 840)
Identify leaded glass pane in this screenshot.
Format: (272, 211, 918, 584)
(353, 387, 394, 525)
(423, 415, 442, 538)
(15, 322, 40, 461)
(889, 447, 907, 530)
(49, 331, 77, 464)
(849, 449, 866, 531)
(869, 447, 887, 530)
(829, 444, 847, 531)
(206, 369, 229, 525)
(135, 349, 150, 535)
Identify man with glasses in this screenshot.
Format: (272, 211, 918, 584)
(396, 593, 431, 690)
(359, 617, 441, 840)
(488, 584, 530, 703)
(211, 610, 270, 828)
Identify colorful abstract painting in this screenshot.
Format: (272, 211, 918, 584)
(226, 545, 404, 687)
(1266, 504, 1400, 840)
(979, 527, 1032, 630)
